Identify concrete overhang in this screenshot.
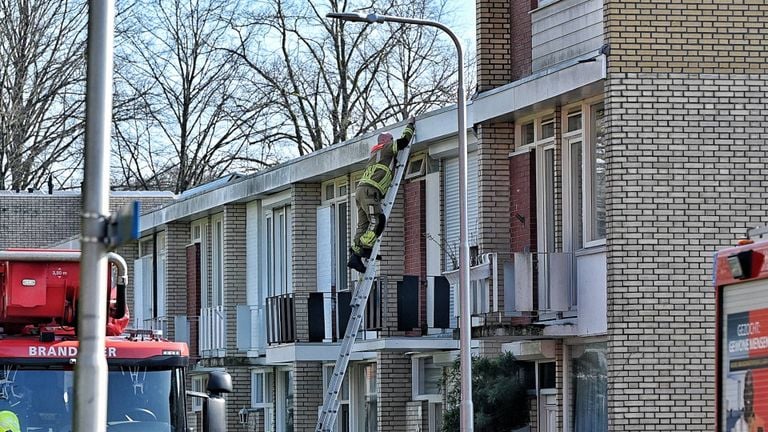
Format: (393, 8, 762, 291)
(265, 342, 374, 364)
(472, 52, 606, 124)
(139, 53, 605, 232)
(351, 337, 467, 353)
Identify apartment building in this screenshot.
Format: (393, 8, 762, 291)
(125, 1, 768, 432)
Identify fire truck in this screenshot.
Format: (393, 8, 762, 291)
(0, 249, 230, 432)
(714, 227, 768, 432)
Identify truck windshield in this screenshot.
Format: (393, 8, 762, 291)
(0, 365, 184, 432)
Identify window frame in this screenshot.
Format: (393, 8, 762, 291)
(263, 203, 293, 298)
(411, 355, 443, 403)
(561, 98, 606, 252)
(251, 368, 275, 432)
(321, 178, 352, 288)
(323, 363, 351, 431)
(211, 213, 224, 308)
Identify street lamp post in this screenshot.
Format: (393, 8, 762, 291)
(327, 12, 473, 432)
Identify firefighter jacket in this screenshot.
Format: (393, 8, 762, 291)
(358, 123, 415, 194)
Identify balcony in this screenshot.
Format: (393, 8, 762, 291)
(200, 305, 226, 357)
(265, 279, 386, 345)
(237, 304, 267, 355)
(142, 316, 169, 337)
(531, 0, 604, 73)
(443, 253, 502, 326)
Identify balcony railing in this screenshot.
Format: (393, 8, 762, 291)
(142, 316, 169, 337)
(444, 253, 500, 320)
(200, 305, 226, 356)
(266, 279, 386, 345)
(237, 304, 267, 354)
(266, 293, 295, 345)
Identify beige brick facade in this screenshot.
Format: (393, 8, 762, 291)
(605, 1, 768, 430)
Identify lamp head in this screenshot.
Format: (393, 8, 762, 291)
(326, 12, 385, 24)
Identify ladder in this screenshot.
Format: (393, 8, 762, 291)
(315, 143, 412, 432)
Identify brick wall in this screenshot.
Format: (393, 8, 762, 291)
(291, 183, 320, 341)
(378, 352, 411, 430)
(0, 193, 173, 248)
(224, 203, 246, 355)
(476, 122, 513, 311)
(166, 222, 190, 343)
(404, 180, 426, 278)
(404, 180, 427, 328)
(605, 1, 768, 430)
(476, 1, 511, 91)
(293, 362, 323, 431)
(605, 0, 768, 75)
(380, 187, 405, 335)
(605, 71, 768, 431)
(226, 367, 252, 431)
(510, 0, 535, 81)
(509, 151, 537, 253)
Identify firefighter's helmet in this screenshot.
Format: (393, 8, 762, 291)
(0, 410, 20, 432)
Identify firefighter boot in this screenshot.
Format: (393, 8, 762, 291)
(347, 249, 367, 273)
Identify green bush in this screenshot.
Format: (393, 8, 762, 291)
(442, 353, 530, 432)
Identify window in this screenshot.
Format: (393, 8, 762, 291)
(530, 112, 557, 310)
(564, 101, 606, 250)
(265, 206, 292, 297)
(412, 356, 442, 402)
(362, 364, 377, 432)
(323, 364, 350, 432)
(277, 370, 294, 432)
(211, 213, 224, 307)
(405, 153, 427, 180)
(589, 103, 606, 241)
(191, 217, 208, 307)
(321, 179, 351, 288)
(191, 375, 207, 412)
(521, 122, 535, 146)
(252, 370, 274, 432)
(570, 343, 607, 432)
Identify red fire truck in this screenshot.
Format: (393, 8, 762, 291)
(715, 228, 768, 432)
(0, 249, 230, 432)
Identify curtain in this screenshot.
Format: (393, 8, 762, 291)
(573, 347, 608, 432)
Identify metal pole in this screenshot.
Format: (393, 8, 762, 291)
(76, 1, 115, 431)
(327, 12, 473, 430)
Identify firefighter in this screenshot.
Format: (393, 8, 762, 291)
(0, 410, 20, 432)
(347, 117, 415, 273)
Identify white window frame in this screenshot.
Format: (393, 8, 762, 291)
(156, 231, 167, 320)
(275, 368, 294, 432)
(263, 203, 292, 298)
(191, 218, 208, 308)
(562, 98, 606, 252)
(211, 213, 224, 308)
(191, 374, 207, 412)
(251, 369, 275, 432)
(428, 401, 443, 432)
(323, 363, 351, 431)
(411, 355, 442, 403)
(322, 178, 352, 286)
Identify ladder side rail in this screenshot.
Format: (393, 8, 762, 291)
(316, 145, 412, 431)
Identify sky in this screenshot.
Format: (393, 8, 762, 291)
(453, 0, 477, 50)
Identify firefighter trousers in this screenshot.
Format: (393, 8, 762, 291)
(352, 184, 384, 257)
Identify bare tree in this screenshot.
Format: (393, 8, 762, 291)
(231, 0, 460, 157)
(112, 0, 276, 193)
(0, 0, 87, 191)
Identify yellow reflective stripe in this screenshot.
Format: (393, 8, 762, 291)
(359, 163, 393, 194)
(360, 231, 377, 247)
(402, 125, 414, 140)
